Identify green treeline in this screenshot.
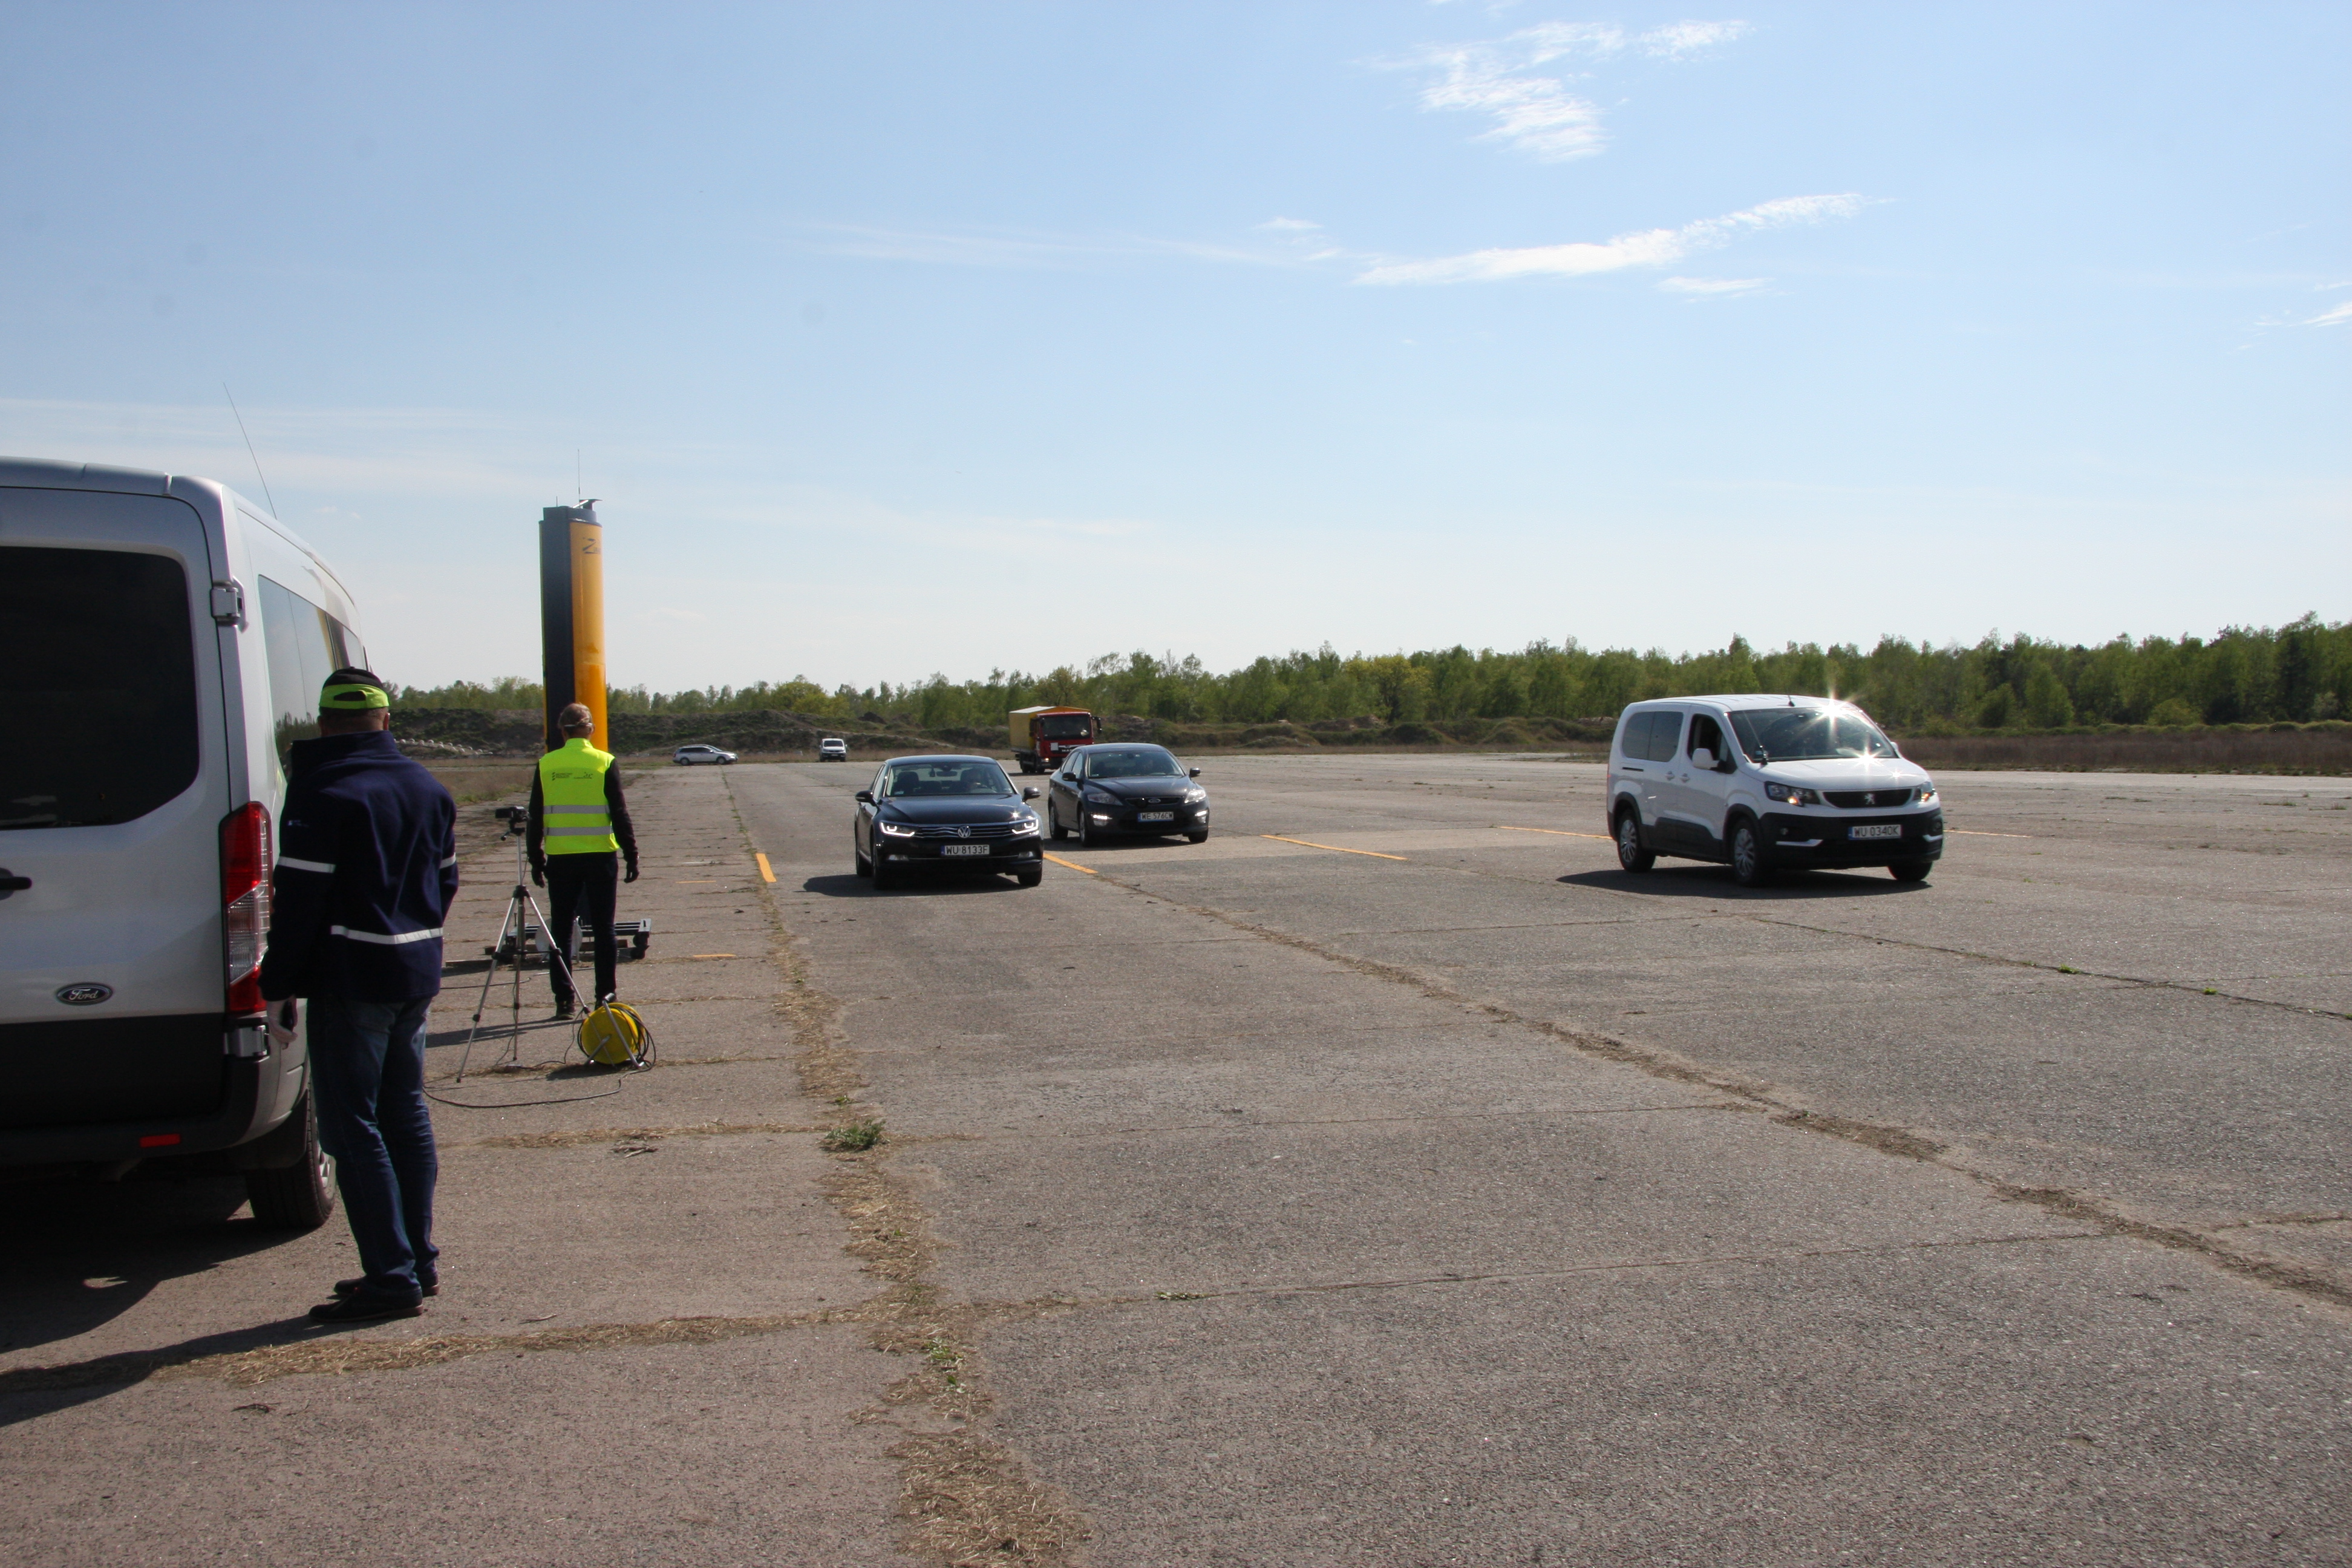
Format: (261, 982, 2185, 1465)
(390, 615, 2351, 735)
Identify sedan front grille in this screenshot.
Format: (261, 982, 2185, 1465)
(1823, 789, 1911, 809)
(910, 822, 1024, 840)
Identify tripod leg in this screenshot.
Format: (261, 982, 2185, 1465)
(457, 891, 525, 1083)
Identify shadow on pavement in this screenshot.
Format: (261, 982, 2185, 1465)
(1558, 866, 1930, 899)
(801, 872, 1033, 898)
(0, 1173, 310, 1377)
(0, 1310, 330, 1427)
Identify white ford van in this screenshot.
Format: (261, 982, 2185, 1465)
(1607, 695, 1944, 887)
(1, 457, 366, 1226)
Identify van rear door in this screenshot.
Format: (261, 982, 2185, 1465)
(0, 487, 232, 1131)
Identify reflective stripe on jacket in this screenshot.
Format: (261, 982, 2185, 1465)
(537, 739, 620, 854)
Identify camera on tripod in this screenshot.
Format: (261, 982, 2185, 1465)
(492, 804, 530, 835)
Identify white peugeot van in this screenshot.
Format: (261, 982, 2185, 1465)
(1606, 695, 1944, 886)
(1, 457, 365, 1227)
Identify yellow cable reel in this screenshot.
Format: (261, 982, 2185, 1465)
(575, 1000, 653, 1068)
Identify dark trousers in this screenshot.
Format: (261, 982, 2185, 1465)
(544, 851, 618, 1004)
(305, 992, 437, 1302)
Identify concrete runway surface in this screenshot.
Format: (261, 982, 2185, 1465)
(4, 756, 2346, 1566)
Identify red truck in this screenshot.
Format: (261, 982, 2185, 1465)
(1009, 705, 1095, 774)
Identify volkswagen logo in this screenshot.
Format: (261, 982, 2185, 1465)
(955, 825, 972, 838)
(56, 983, 113, 1007)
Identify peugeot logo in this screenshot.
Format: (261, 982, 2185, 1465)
(1863, 793, 1876, 806)
(56, 983, 113, 1007)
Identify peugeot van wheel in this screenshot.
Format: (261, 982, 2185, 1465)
(1890, 860, 1932, 883)
(1730, 821, 1771, 887)
(1615, 812, 1655, 874)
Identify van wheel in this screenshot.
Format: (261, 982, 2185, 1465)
(244, 1091, 336, 1230)
(1615, 811, 1655, 873)
(1729, 820, 1772, 887)
(1890, 860, 1932, 883)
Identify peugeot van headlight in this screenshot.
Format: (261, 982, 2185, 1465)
(878, 818, 918, 837)
(1915, 783, 1938, 805)
(1764, 782, 1822, 806)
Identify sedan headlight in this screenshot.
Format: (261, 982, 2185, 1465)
(1764, 782, 1823, 806)
(1184, 788, 1208, 802)
(1082, 788, 1116, 804)
(877, 818, 917, 837)
(1010, 814, 1040, 835)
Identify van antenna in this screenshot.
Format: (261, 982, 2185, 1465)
(221, 384, 279, 518)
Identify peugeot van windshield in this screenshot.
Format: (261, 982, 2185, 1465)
(1728, 707, 1900, 763)
(0, 547, 201, 828)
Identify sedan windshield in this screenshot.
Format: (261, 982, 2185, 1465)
(1085, 747, 1182, 779)
(884, 760, 1014, 797)
(1728, 708, 1900, 763)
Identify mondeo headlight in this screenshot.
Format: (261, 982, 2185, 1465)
(877, 818, 918, 837)
(1184, 788, 1208, 802)
(1764, 782, 1823, 806)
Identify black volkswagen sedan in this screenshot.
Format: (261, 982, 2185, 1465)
(1045, 743, 1210, 847)
(854, 754, 1045, 889)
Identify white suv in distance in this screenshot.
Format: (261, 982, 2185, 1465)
(817, 737, 849, 762)
(1607, 696, 1942, 886)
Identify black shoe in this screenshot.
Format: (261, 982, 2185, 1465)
(335, 1275, 437, 1298)
(554, 997, 577, 1019)
(309, 1292, 423, 1324)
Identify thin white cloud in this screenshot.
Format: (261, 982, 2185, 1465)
(1659, 275, 1769, 297)
(2308, 301, 2352, 328)
(1357, 192, 1865, 286)
(1396, 19, 1749, 162)
(1258, 217, 1322, 233)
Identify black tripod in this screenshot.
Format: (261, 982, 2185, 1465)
(454, 805, 578, 1083)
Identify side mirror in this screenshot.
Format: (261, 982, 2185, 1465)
(854, 789, 874, 804)
(1690, 748, 1716, 771)
(1187, 767, 1201, 779)
(1022, 786, 1040, 800)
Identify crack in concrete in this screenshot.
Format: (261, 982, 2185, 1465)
(1063, 861, 2352, 1314)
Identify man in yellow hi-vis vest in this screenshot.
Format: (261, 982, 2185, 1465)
(527, 703, 639, 1017)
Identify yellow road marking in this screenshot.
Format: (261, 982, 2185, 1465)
(1259, 834, 1408, 861)
(754, 852, 777, 882)
(1495, 825, 1612, 841)
(1042, 852, 1097, 875)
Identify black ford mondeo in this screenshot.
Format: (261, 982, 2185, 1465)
(1044, 743, 1210, 847)
(853, 754, 1045, 889)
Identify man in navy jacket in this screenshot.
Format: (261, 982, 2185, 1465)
(259, 668, 458, 1322)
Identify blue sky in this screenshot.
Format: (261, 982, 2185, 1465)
(2, 2, 2344, 691)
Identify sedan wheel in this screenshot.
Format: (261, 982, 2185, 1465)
(1049, 802, 1070, 841)
(1076, 811, 1097, 849)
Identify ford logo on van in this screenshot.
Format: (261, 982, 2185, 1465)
(56, 983, 113, 1007)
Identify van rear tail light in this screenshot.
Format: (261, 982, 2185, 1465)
(221, 803, 272, 1022)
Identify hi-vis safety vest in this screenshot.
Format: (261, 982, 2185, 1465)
(539, 738, 619, 855)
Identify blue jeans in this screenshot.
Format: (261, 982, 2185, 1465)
(305, 993, 439, 1302)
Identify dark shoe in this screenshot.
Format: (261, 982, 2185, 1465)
(335, 1275, 437, 1298)
(309, 1292, 423, 1324)
(554, 997, 577, 1019)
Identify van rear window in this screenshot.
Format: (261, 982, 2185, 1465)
(0, 547, 200, 828)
